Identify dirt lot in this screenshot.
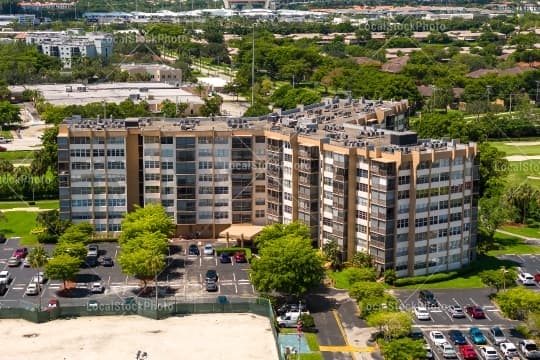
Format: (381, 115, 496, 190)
(0, 314, 278, 360)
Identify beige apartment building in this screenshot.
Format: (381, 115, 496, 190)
(120, 64, 183, 83)
(57, 97, 478, 277)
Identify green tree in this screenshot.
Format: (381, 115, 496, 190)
(322, 240, 341, 270)
(383, 269, 397, 285)
(118, 248, 166, 291)
(0, 101, 21, 125)
(35, 209, 70, 241)
(255, 222, 311, 249)
(251, 234, 323, 296)
(479, 268, 517, 292)
(504, 183, 540, 224)
(478, 196, 510, 252)
(381, 338, 426, 360)
(350, 281, 385, 302)
(479, 142, 508, 197)
(0, 159, 13, 173)
(53, 241, 87, 264)
(243, 102, 270, 117)
(349, 251, 373, 268)
(160, 99, 188, 117)
(120, 204, 174, 243)
(200, 95, 222, 116)
(45, 254, 80, 290)
(360, 294, 399, 318)
(496, 287, 540, 320)
(366, 311, 413, 340)
(28, 245, 49, 270)
(346, 267, 377, 284)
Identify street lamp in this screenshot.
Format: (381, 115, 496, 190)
(501, 267, 509, 291)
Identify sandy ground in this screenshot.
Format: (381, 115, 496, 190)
(3, 123, 51, 151)
(505, 155, 540, 161)
(0, 314, 278, 360)
(504, 142, 540, 146)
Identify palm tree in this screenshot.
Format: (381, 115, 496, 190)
(504, 183, 540, 224)
(28, 245, 49, 310)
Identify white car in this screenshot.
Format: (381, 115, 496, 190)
(203, 244, 214, 256)
(479, 346, 500, 360)
(414, 306, 431, 320)
(518, 272, 536, 286)
(500, 342, 519, 359)
(32, 272, 47, 284)
(23, 258, 31, 267)
(439, 343, 457, 359)
(429, 331, 447, 346)
(519, 340, 540, 359)
(25, 282, 41, 296)
(0, 270, 11, 285)
(90, 282, 104, 294)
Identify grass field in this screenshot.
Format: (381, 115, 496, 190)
(487, 232, 540, 255)
(327, 270, 351, 290)
(490, 139, 540, 156)
(0, 211, 38, 245)
(0, 150, 35, 162)
(499, 225, 540, 239)
(0, 200, 58, 210)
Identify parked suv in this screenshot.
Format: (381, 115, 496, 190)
(520, 340, 540, 359)
(518, 272, 536, 286)
(419, 290, 438, 307)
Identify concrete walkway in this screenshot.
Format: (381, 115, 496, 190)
(496, 229, 540, 245)
(1, 207, 50, 212)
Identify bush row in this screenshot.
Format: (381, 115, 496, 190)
(394, 270, 460, 286)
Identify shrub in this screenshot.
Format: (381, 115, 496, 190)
(515, 325, 530, 338)
(300, 313, 316, 332)
(37, 232, 57, 244)
(394, 271, 459, 286)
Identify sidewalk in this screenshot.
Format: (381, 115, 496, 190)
(496, 229, 540, 243)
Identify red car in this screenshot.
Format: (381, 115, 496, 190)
(13, 247, 28, 259)
(459, 345, 478, 359)
(465, 306, 486, 319)
(234, 252, 247, 263)
(535, 273, 540, 283)
(46, 298, 59, 311)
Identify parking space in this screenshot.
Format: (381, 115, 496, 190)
(181, 242, 255, 297)
(0, 238, 256, 306)
(499, 254, 540, 291)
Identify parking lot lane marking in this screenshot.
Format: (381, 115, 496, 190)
(469, 298, 478, 306)
(234, 283, 238, 293)
(199, 257, 202, 267)
(114, 248, 118, 259)
(215, 257, 218, 266)
(484, 311, 492, 322)
(107, 275, 111, 287)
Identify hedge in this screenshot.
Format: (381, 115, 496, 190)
(394, 271, 460, 286)
(215, 247, 252, 261)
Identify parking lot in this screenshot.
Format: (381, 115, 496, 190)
(0, 238, 255, 308)
(499, 254, 540, 291)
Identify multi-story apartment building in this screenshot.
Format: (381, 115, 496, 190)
(25, 29, 113, 68)
(57, 97, 479, 277)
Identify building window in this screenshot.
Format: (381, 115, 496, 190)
(398, 190, 409, 199)
(398, 175, 410, 185)
(397, 219, 409, 228)
(256, 210, 265, 218)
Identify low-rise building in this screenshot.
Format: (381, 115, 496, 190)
(120, 63, 183, 83)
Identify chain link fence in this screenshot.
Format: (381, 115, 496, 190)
(0, 296, 283, 359)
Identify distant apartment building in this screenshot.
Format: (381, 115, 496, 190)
(0, 14, 38, 26)
(57, 97, 479, 277)
(120, 64, 183, 83)
(25, 29, 113, 68)
(18, 2, 75, 11)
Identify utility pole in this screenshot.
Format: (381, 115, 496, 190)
(251, 23, 255, 107)
(486, 85, 492, 109)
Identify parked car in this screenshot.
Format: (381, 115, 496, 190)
(188, 244, 199, 256)
(278, 312, 303, 328)
(7, 256, 21, 267)
(535, 273, 540, 283)
(87, 300, 99, 310)
(429, 331, 447, 346)
(206, 280, 218, 292)
(449, 330, 468, 345)
(101, 256, 114, 267)
(22, 258, 31, 267)
(0, 270, 11, 285)
(466, 306, 486, 319)
(90, 282, 104, 294)
(500, 342, 519, 359)
(460, 345, 479, 360)
(424, 343, 434, 359)
(219, 252, 231, 263)
(234, 252, 247, 263)
(277, 302, 308, 316)
(203, 244, 214, 256)
(46, 298, 59, 311)
(25, 282, 41, 295)
(32, 272, 47, 284)
(419, 290, 438, 307)
(449, 305, 466, 318)
(439, 343, 458, 359)
(488, 327, 507, 345)
(409, 327, 424, 340)
(518, 272, 536, 286)
(13, 247, 28, 259)
(479, 346, 500, 360)
(87, 244, 99, 257)
(469, 327, 487, 345)
(519, 340, 540, 359)
(414, 306, 431, 320)
(205, 269, 218, 283)
(0, 283, 6, 296)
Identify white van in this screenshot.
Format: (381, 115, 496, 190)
(277, 312, 301, 328)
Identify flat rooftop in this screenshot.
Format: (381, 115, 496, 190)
(10, 82, 203, 106)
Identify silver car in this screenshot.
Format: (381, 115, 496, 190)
(25, 282, 41, 296)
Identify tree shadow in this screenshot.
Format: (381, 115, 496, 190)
(75, 273, 102, 283)
(55, 287, 90, 298)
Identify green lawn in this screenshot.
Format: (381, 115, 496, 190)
(0, 200, 58, 210)
(490, 139, 540, 156)
(0, 130, 13, 139)
(500, 225, 540, 239)
(326, 270, 351, 290)
(0, 211, 39, 245)
(486, 232, 540, 255)
(0, 150, 35, 162)
(505, 159, 540, 186)
(280, 329, 323, 359)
